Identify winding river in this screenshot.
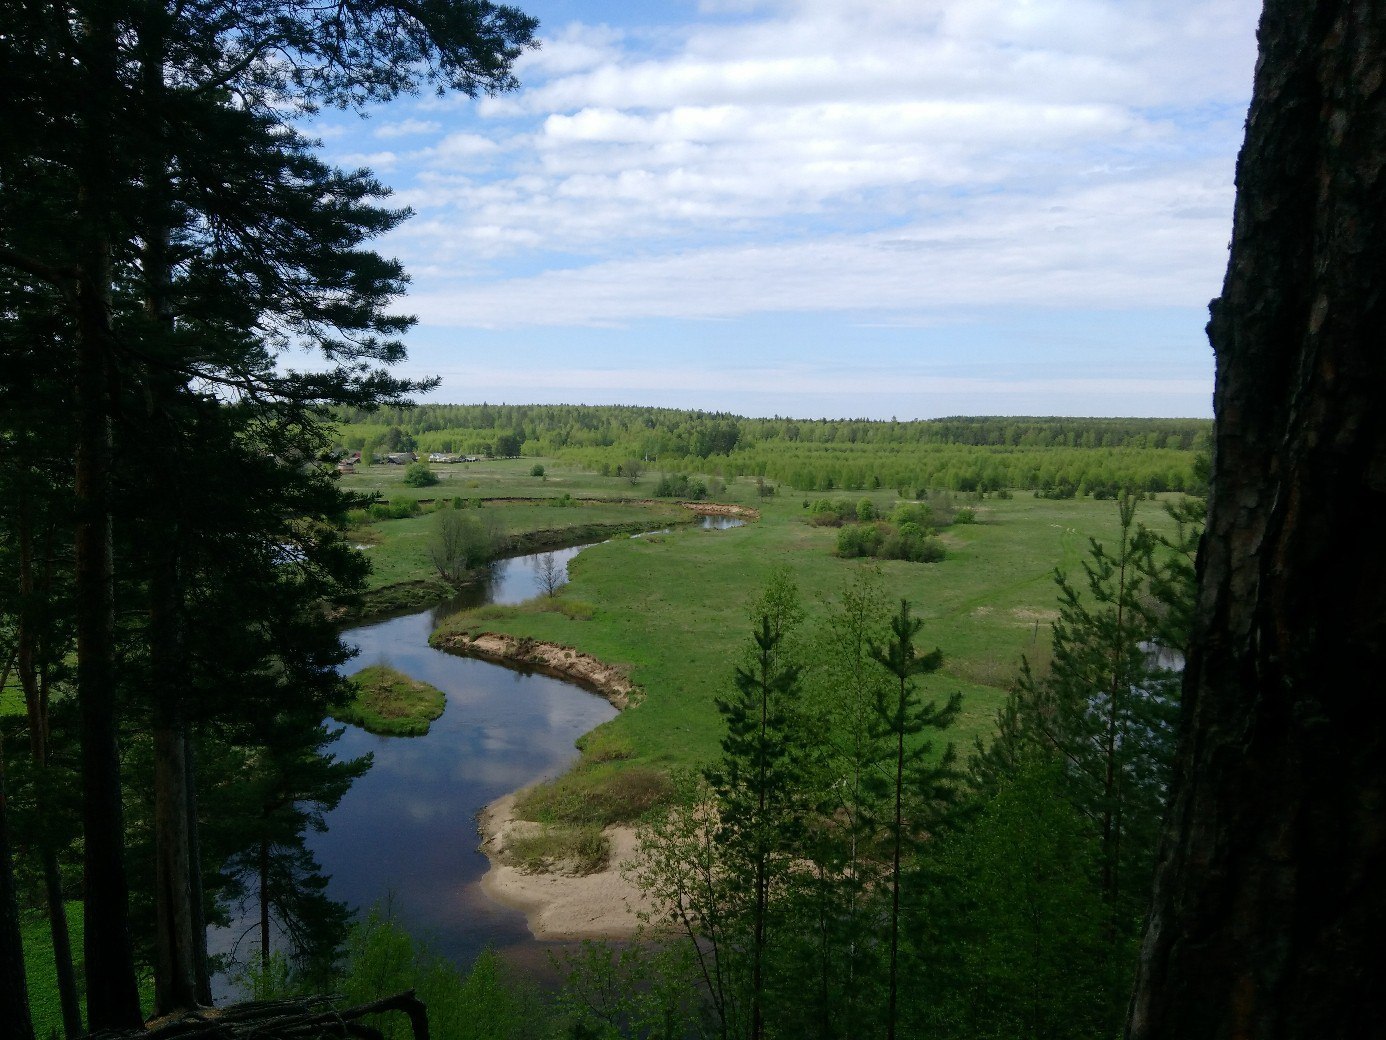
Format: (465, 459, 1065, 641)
(303, 515, 743, 974)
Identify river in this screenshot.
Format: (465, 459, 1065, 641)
(297, 515, 744, 975)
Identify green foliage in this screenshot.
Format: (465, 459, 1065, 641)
(515, 765, 672, 830)
(501, 825, 609, 875)
(334, 666, 446, 737)
(868, 600, 961, 1040)
(402, 462, 438, 487)
(530, 464, 545, 479)
(382, 427, 417, 453)
(909, 757, 1113, 1040)
(556, 939, 704, 1040)
(632, 582, 968, 1040)
(370, 497, 422, 520)
(961, 492, 1195, 1031)
(334, 407, 1209, 497)
(1019, 493, 1179, 934)
(429, 507, 502, 584)
(836, 522, 885, 558)
(339, 907, 549, 1040)
(653, 473, 708, 499)
(833, 510, 945, 563)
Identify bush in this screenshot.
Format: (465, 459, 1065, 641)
(653, 472, 708, 500)
(402, 462, 438, 487)
(954, 507, 977, 524)
(833, 517, 944, 563)
(530, 463, 545, 479)
(890, 502, 935, 529)
(340, 908, 548, 1039)
(836, 522, 885, 558)
(430, 507, 501, 582)
(808, 498, 855, 526)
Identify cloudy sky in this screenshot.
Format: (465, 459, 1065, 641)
(311, 0, 1262, 420)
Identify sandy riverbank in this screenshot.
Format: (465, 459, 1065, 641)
(431, 632, 641, 708)
(477, 793, 651, 940)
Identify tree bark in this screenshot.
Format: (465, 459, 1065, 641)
(1127, 2, 1386, 1037)
(74, 5, 143, 1029)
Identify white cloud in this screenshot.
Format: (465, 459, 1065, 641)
(375, 117, 442, 139)
(336, 150, 399, 172)
(402, 166, 1232, 329)
(347, 0, 1258, 340)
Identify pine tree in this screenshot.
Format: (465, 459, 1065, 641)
(704, 616, 807, 1040)
(1, 0, 538, 1021)
(1018, 493, 1178, 949)
(867, 600, 960, 1040)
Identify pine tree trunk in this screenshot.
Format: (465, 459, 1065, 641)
(153, 721, 199, 1013)
(260, 837, 272, 970)
(74, 5, 142, 1028)
(140, 8, 205, 1007)
(1126, 1, 1386, 1036)
(186, 739, 213, 1006)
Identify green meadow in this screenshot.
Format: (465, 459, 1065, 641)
(424, 464, 1186, 809)
(340, 458, 690, 614)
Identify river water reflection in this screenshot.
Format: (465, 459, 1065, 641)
(309, 543, 614, 968)
(227, 515, 744, 979)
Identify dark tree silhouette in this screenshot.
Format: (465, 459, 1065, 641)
(1127, 1, 1386, 1036)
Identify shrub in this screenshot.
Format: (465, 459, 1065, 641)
(653, 472, 707, 499)
(402, 462, 438, 487)
(809, 498, 855, 526)
(954, 507, 977, 524)
(530, 463, 545, 479)
(836, 522, 885, 558)
(891, 502, 935, 529)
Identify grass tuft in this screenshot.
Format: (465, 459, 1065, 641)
(335, 665, 446, 736)
(515, 762, 673, 829)
(503, 824, 610, 875)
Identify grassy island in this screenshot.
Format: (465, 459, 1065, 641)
(335, 665, 447, 736)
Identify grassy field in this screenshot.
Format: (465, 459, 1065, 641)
(335, 665, 447, 736)
(1, 679, 23, 718)
(339, 460, 691, 615)
(351, 499, 689, 592)
(338, 456, 671, 504)
(20, 903, 155, 1037)
(432, 465, 1185, 815)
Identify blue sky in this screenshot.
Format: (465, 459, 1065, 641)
(308, 0, 1261, 420)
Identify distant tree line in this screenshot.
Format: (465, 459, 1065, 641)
(334, 407, 1209, 497)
